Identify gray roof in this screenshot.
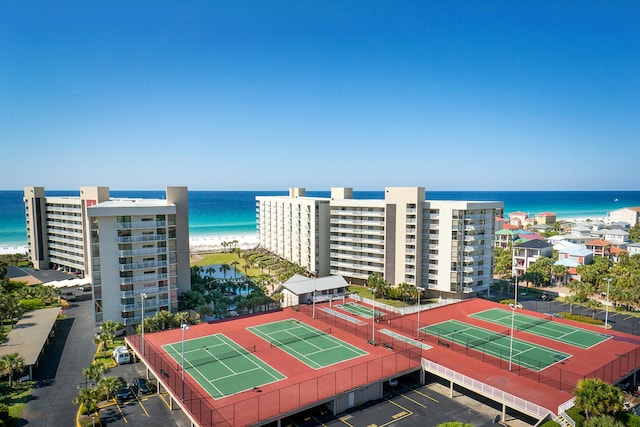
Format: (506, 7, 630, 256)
(281, 275, 349, 295)
(514, 239, 552, 249)
(0, 307, 60, 366)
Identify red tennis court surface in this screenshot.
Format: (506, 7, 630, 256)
(335, 297, 640, 415)
(127, 297, 640, 425)
(127, 307, 421, 426)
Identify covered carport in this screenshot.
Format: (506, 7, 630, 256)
(0, 306, 61, 380)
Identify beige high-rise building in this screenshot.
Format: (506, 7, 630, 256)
(257, 187, 502, 298)
(24, 186, 110, 274)
(24, 186, 190, 327)
(256, 188, 330, 276)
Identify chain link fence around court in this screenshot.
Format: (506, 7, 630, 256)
(128, 321, 422, 427)
(408, 323, 640, 393)
(301, 302, 640, 394)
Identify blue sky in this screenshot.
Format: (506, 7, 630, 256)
(1, 1, 638, 191)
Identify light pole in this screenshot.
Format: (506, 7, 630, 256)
(181, 322, 189, 402)
(312, 276, 317, 319)
(604, 278, 611, 330)
(140, 292, 147, 358)
(509, 274, 521, 371)
(369, 288, 377, 343)
(416, 286, 425, 339)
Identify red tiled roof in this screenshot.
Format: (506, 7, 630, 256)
(610, 246, 627, 255)
(503, 224, 519, 230)
(535, 212, 557, 217)
(585, 239, 611, 247)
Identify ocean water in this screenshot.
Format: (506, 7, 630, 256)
(2, 189, 640, 247)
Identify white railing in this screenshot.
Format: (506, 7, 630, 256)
(421, 359, 552, 419)
(349, 294, 458, 315)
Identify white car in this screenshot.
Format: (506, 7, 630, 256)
(112, 346, 128, 358)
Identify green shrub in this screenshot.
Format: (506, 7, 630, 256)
(558, 312, 604, 326)
(540, 420, 560, 427)
(500, 299, 516, 305)
(566, 407, 585, 427)
(0, 403, 8, 422)
(19, 298, 46, 311)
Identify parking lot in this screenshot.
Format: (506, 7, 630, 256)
(266, 371, 533, 427)
(98, 357, 191, 427)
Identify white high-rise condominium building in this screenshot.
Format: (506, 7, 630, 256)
(256, 188, 330, 276)
(24, 186, 190, 327)
(88, 187, 190, 327)
(257, 187, 502, 298)
(24, 186, 111, 275)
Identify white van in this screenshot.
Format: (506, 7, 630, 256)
(112, 346, 130, 365)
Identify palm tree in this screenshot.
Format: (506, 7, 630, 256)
(99, 319, 123, 345)
(82, 362, 107, 386)
(0, 353, 25, 388)
(230, 261, 240, 279)
(96, 376, 122, 401)
(574, 378, 625, 419)
(220, 264, 231, 280)
(73, 387, 98, 415)
(583, 415, 625, 427)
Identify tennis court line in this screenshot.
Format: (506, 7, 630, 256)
(248, 319, 368, 370)
(422, 319, 571, 371)
(379, 329, 432, 350)
(470, 308, 611, 349)
(164, 333, 286, 399)
(320, 307, 367, 325)
(217, 334, 285, 382)
(249, 325, 324, 369)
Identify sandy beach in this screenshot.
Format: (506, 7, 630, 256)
(0, 245, 28, 255)
(0, 233, 260, 257)
(189, 233, 259, 254)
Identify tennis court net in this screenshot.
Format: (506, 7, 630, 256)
(467, 329, 510, 349)
(516, 314, 553, 332)
(270, 327, 332, 348)
(188, 345, 257, 368)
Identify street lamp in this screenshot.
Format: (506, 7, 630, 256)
(140, 292, 147, 358)
(312, 276, 317, 319)
(416, 286, 425, 339)
(181, 322, 190, 402)
(604, 278, 611, 330)
(509, 274, 521, 371)
(369, 288, 377, 343)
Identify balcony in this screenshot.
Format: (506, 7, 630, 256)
(120, 285, 169, 298)
(330, 227, 384, 236)
(121, 298, 169, 312)
(117, 220, 167, 229)
(330, 209, 385, 217)
(117, 234, 167, 243)
(118, 247, 168, 257)
(119, 274, 169, 285)
(118, 260, 169, 271)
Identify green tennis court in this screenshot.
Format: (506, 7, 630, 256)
(248, 319, 368, 369)
(421, 320, 571, 371)
(162, 333, 285, 399)
(336, 302, 385, 319)
(470, 308, 611, 349)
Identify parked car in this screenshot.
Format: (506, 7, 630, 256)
(112, 346, 131, 365)
(132, 377, 156, 394)
(115, 379, 132, 401)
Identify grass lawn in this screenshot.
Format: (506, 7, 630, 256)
(1, 381, 33, 421)
(190, 252, 263, 277)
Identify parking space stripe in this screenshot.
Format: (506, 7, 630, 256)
(112, 398, 128, 423)
(399, 392, 426, 408)
(133, 392, 150, 417)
